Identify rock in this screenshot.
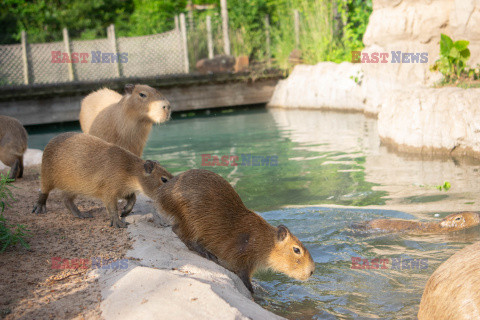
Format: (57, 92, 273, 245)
(196, 55, 236, 74)
(268, 62, 366, 113)
(378, 87, 480, 158)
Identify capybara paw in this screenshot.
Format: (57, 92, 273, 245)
(81, 212, 94, 219)
(32, 204, 47, 214)
(111, 219, 128, 228)
(120, 208, 132, 218)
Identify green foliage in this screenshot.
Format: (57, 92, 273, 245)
(432, 34, 471, 82)
(436, 181, 451, 192)
(0, 0, 373, 68)
(0, 172, 31, 252)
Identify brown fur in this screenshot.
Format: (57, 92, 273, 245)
(32, 132, 173, 228)
(196, 55, 236, 74)
(418, 241, 480, 319)
(361, 212, 480, 234)
(155, 169, 315, 292)
(234, 56, 249, 73)
(0, 115, 27, 180)
(79, 84, 171, 157)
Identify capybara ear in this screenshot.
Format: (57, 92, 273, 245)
(125, 84, 135, 94)
(144, 160, 156, 175)
(277, 225, 289, 241)
(161, 177, 169, 183)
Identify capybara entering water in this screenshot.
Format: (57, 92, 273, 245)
(32, 132, 172, 228)
(0, 115, 27, 180)
(418, 241, 480, 319)
(79, 84, 171, 157)
(357, 212, 480, 234)
(155, 169, 315, 292)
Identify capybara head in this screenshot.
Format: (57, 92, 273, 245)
(124, 84, 171, 123)
(439, 212, 480, 230)
(141, 160, 173, 193)
(267, 225, 315, 281)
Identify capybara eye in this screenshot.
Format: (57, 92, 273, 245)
(161, 177, 168, 183)
(293, 247, 301, 254)
(455, 217, 462, 221)
(139, 92, 147, 98)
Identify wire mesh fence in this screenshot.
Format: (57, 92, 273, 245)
(0, 28, 187, 87)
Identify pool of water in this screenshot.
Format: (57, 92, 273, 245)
(26, 107, 480, 319)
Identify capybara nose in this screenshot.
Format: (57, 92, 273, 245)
(310, 270, 314, 276)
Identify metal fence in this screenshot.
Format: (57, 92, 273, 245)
(0, 25, 188, 87)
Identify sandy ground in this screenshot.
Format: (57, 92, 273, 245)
(0, 165, 131, 320)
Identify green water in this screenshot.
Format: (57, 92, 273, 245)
(27, 107, 480, 319)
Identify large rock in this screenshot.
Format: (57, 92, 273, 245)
(378, 87, 480, 158)
(268, 62, 367, 113)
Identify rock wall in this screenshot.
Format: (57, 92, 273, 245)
(268, 0, 480, 159)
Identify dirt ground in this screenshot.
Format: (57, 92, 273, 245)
(0, 166, 131, 320)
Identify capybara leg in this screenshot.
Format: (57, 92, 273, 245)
(238, 269, 254, 293)
(7, 159, 20, 180)
(120, 193, 136, 217)
(17, 157, 24, 178)
(32, 193, 48, 214)
(186, 241, 220, 264)
(107, 202, 127, 228)
(63, 194, 91, 219)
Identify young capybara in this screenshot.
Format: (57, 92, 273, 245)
(155, 169, 315, 292)
(0, 115, 27, 180)
(358, 211, 480, 234)
(32, 132, 172, 228)
(418, 241, 480, 319)
(79, 84, 171, 157)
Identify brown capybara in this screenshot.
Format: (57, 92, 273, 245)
(155, 169, 315, 292)
(418, 241, 480, 319)
(0, 115, 27, 180)
(195, 55, 236, 74)
(32, 132, 172, 228)
(359, 212, 480, 234)
(79, 84, 171, 157)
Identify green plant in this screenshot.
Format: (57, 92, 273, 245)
(436, 181, 451, 192)
(431, 34, 471, 82)
(0, 172, 31, 252)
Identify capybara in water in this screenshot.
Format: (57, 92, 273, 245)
(358, 212, 480, 234)
(155, 169, 315, 292)
(418, 241, 480, 319)
(32, 132, 172, 228)
(79, 84, 171, 157)
(0, 115, 27, 180)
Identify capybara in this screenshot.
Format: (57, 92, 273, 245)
(418, 241, 480, 319)
(195, 55, 236, 74)
(79, 84, 171, 157)
(32, 132, 172, 228)
(155, 169, 315, 292)
(0, 115, 27, 180)
(358, 212, 480, 234)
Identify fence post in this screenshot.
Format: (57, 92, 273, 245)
(294, 9, 300, 49)
(206, 15, 214, 59)
(264, 15, 271, 67)
(179, 13, 189, 73)
(174, 15, 179, 30)
(21, 31, 29, 85)
(107, 24, 121, 77)
(220, 0, 230, 56)
(62, 28, 75, 81)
